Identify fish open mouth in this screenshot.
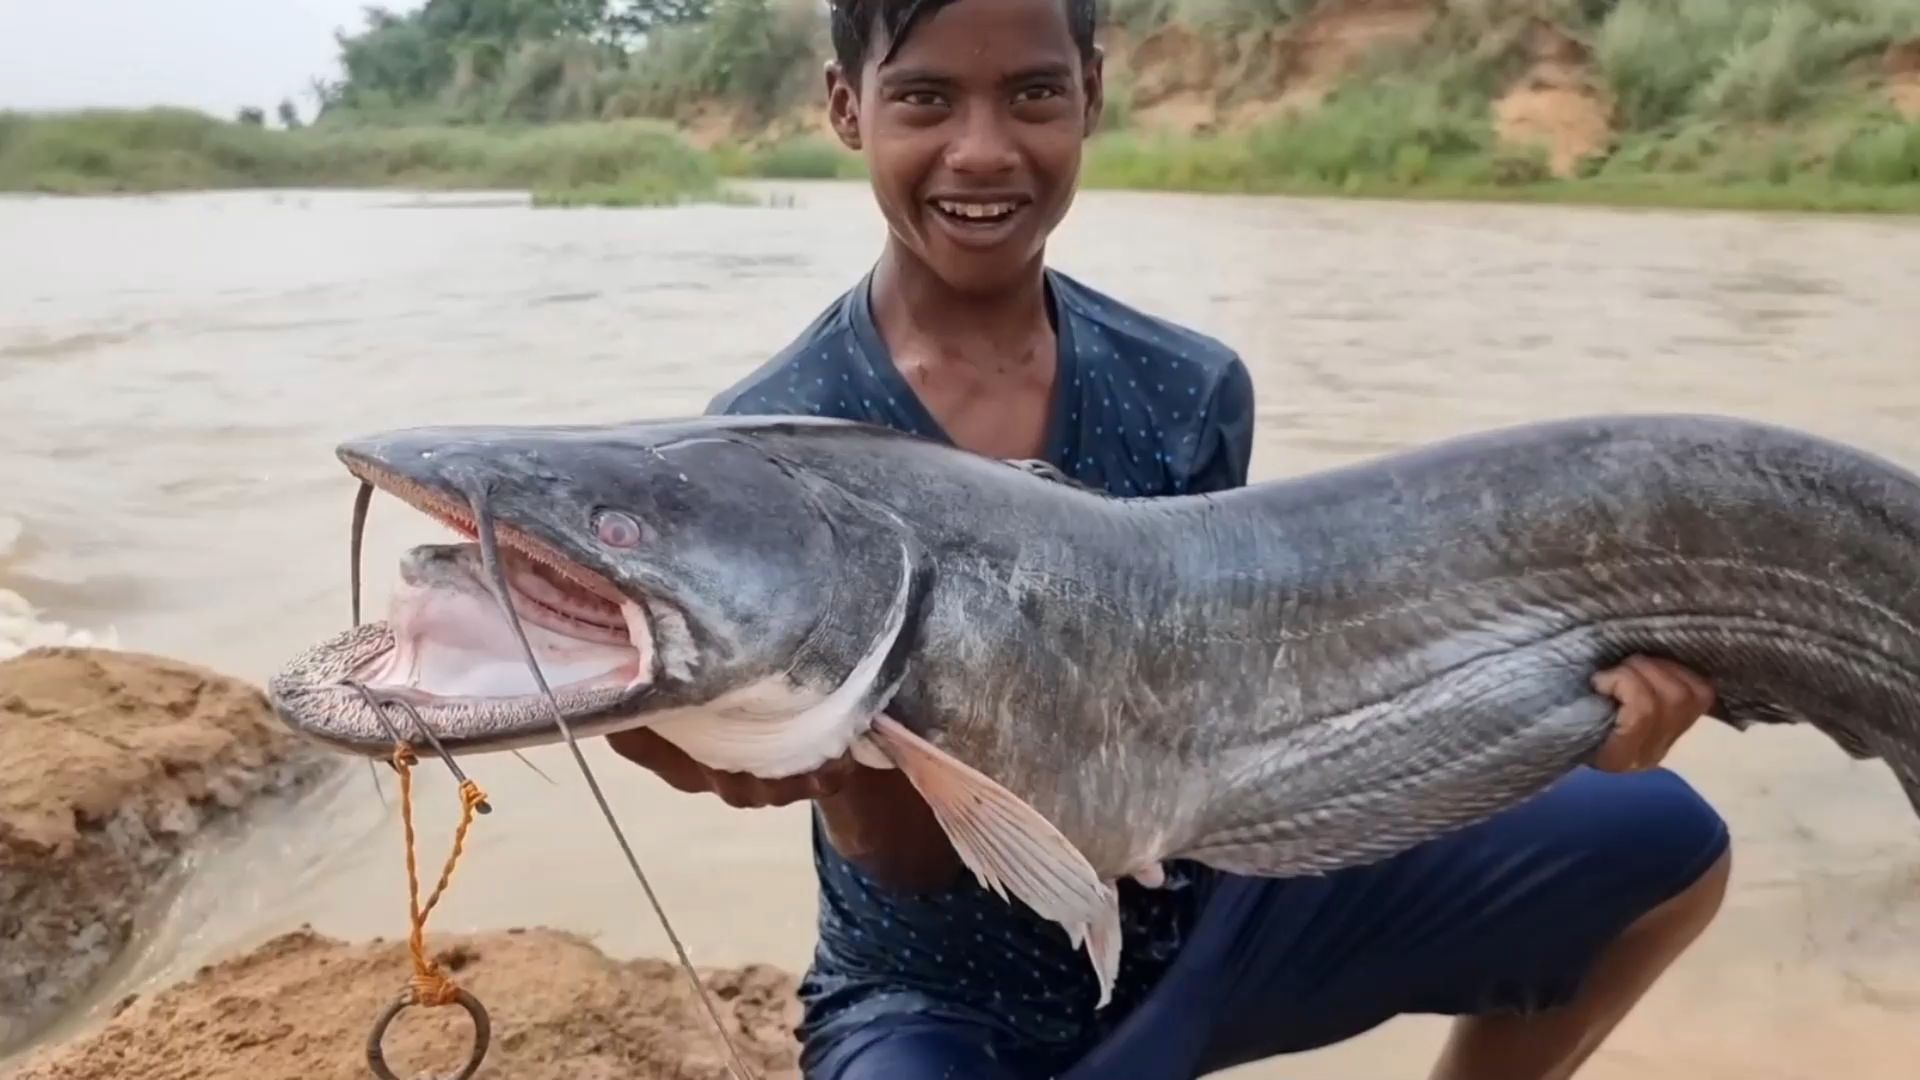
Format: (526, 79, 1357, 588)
(347, 541, 652, 706)
(272, 457, 678, 757)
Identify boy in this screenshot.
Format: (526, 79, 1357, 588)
(609, 1, 1732, 1077)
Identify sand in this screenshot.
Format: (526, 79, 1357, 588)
(9, 926, 802, 1080)
(1, 644, 803, 1079)
(1887, 39, 1920, 120)
(0, 647, 327, 1053)
(1118, 0, 1437, 133)
(1492, 19, 1615, 178)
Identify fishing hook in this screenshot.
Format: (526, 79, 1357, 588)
(344, 680, 491, 815)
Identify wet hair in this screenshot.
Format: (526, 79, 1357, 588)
(828, 0, 1099, 84)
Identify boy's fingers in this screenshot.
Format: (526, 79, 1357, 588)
(606, 728, 712, 793)
(1592, 663, 1655, 771)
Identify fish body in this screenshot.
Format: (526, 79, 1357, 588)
(269, 412, 1920, 1003)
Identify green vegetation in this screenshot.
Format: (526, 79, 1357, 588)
(710, 134, 868, 179)
(1072, 0, 1920, 213)
(752, 136, 868, 180)
(1090, 69, 1529, 192)
(1081, 131, 1920, 213)
(0, 107, 724, 202)
(315, 0, 823, 127)
(3, 0, 1918, 213)
(1596, 0, 1920, 128)
(1078, 107, 1920, 214)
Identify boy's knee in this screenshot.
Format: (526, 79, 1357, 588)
(1646, 842, 1732, 942)
(1631, 769, 1730, 875)
(1578, 768, 1732, 928)
(1566, 767, 1730, 876)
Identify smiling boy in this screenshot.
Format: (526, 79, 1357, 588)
(607, 1, 1733, 1077)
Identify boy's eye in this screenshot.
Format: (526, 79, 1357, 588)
(899, 90, 945, 107)
(1015, 85, 1062, 103)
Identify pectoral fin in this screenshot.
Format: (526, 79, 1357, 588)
(867, 715, 1123, 1006)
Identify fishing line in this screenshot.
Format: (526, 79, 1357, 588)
(466, 487, 756, 1080)
(345, 681, 493, 816)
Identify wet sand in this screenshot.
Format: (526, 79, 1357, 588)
(3, 182, 1918, 1077)
(0, 648, 322, 1055)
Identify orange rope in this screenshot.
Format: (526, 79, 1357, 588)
(390, 745, 488, 1007)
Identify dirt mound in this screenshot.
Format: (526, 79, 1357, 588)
(1117, 0, 1436, 134)
(10, 926, 802, 1080)
(1493, 17, 1616, 177)
(1122, 22, 1231, 134)
(1257, 0, 1436, 111)
(1888, 39, 1920, 119)
(0, 647, 325, 1052)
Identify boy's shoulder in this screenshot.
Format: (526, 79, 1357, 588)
(705, 288, 868, 418)
(1047, 268, 1245, 384)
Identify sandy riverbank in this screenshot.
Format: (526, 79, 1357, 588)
(0, 645, 803, 1078)
(8, 926, 800, 1080)
(0, 647, 325, 1053)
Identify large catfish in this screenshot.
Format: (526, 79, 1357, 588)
(268, 412, 1920, 1005)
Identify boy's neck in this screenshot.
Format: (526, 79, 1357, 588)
(870, 241, 1054, 369)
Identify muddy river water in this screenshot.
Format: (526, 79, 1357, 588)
(3, 181, 1919, 1078)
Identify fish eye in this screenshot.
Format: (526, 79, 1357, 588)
(592, 509, 643, 548)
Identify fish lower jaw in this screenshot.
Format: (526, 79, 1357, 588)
(270, 612, 665, 758)
(343, 666, 653, 757)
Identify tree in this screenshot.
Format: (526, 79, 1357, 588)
(604, 0, 714, 41)
(323, 0, 731, 114)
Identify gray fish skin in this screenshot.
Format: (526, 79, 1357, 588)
(273, 412, 1920, 890)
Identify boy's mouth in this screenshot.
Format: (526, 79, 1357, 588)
(927, 194, 1031, 240)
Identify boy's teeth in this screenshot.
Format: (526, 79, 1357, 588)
(938, 200, 1016, 219)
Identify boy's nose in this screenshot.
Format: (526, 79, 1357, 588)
(943, 105, 1020, 174)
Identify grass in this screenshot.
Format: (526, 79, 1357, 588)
(745, 136, 868, 179)
(1089, 134, 1920, 213)
(708, 134, 867, 179)
(0, 108, 727, 205)
(530, 175, 754, 208)
(1083, 74, 1544, 194)
(1077, 89, 1920, 215)
(1596, 0, 1920, 130)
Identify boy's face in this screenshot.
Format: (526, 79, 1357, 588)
(827, 0, 1103, 296)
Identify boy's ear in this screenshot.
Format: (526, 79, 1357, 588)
(1081, 45, 1106, 138)
(825, 61, 863, 151)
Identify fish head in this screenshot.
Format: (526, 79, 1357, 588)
(268, 418, 905, 764)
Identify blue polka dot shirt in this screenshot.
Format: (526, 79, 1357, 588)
(707, 266, 1256, 1072)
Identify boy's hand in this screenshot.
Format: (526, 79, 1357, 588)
(1589, 655, 1716, 773)
(608, 725, 961, 888)
(606, 728, 858, 808)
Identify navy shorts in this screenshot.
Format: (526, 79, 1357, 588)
(804, 765, 1730, 1080)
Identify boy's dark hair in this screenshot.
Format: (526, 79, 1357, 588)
(828, 0, 1099, 83)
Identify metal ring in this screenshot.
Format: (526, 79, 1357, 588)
(366, 988, 491, 1080)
